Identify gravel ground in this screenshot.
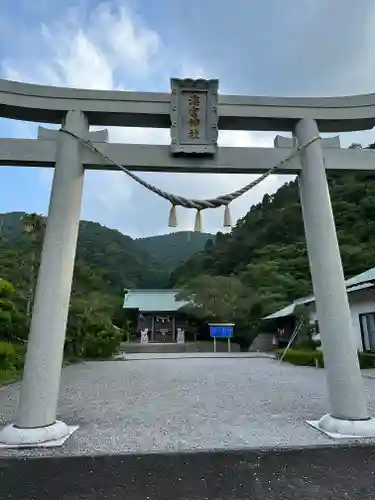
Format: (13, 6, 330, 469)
(1, 356, 375, 457)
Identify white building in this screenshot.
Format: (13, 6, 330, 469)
(264, 266, 375, 352)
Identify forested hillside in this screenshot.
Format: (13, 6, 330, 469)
(0, 213, 168, 293)
(0, 213, 213, 296)
(172, 170, 375, 319)
(136, 231, 214, 273)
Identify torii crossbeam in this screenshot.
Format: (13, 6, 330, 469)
(1, 77, 375, 448)
(1, 132, 375, 173)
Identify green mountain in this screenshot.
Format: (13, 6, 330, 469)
(135, 231, 214, 273)
(0, 213, 214, 299)
(0, 213, 163, 294)
(171, 170, 375, 318)
(75, 221, 168, 291)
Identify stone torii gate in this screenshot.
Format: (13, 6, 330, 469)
(1, 77, 375, 447)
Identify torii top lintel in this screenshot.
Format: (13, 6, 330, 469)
(1, 77, 375, 133)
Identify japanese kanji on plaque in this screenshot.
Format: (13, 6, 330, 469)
(170, 78, 219, 156)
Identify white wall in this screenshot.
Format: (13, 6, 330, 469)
(308, 288, 375, 352)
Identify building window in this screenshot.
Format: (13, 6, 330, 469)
(359, 313, 375, 352)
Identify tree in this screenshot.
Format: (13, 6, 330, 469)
(0, 277, 14, 299)
(177, 275, 257, 349)
(0, 278, 15, 339)
(21, 213, 46, 316)
(177, 275, 252, 322)
(171, 167, 375, 329)
(0, 278, 29, 343)
(65, 301, 123, 358)
(239, 259, 310, 317)
(21, 213, 46, 239)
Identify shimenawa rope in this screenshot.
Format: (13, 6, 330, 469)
(60, 128, 320, 231)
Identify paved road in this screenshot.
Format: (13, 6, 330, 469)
(1, 445, 375, 499)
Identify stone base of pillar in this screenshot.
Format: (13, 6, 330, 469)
(0, 421, 78, 448)
(307, 413, 375, 439)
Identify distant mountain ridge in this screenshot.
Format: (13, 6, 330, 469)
(0, 212, 214, 297)
(135, 231, 214, 273)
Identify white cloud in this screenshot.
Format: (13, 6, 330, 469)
(91, 3, 160, 76)
(44, 27, 114, 90)
(0, 0, 284, 237)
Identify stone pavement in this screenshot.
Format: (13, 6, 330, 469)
(363, 368, 375, 379)
(1, 356, 375, 459)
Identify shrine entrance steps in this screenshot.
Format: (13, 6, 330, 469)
(121, 341, 242, 354)
(122, 342, 187, 354)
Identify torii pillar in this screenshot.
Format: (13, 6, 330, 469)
(293, 118, 375, 437)
(0, 111, 107, 447)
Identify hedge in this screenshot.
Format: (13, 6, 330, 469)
(276, 348, 375, 369)
(0, 341, 17, 370)
(0, 341, 25, 384)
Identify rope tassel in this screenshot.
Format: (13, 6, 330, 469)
(194, 210, 203, 232)
(168, 205, 177, 227)
(223, 204, 232, 227)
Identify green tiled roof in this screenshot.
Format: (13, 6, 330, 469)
(123, 289, 188, 312)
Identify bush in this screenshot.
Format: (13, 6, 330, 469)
(65, 309, 123, 359)
(277, 348, 375, 369)
(276, 348, 323, 367)
(0, 368, 19, 384)
(13, 344, 26, 370)
(0, 341, 17, 370)
(83, 325, 123, 359)
(0, 278, 14, 298)
(294, 338, 321, 351)
(0, 308, 30, 343)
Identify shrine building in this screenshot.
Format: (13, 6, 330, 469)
(123, 289, 189, 343)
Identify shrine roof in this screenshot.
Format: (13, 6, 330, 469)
(122, 289, 188, 312)
(345, 266, 375, 288)
(263, 266, 375, 320)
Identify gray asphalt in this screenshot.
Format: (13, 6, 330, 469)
(2, 445, 375, 499)
(1, 356, 375, 458)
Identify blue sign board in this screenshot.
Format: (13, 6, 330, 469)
(209, 323, 234, 338)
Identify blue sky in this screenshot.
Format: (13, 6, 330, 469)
(1, 0, 375, 237)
